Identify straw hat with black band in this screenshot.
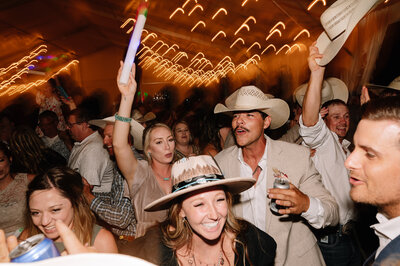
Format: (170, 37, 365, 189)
(145, 155, 255, 212)
(214, 85, 290, 130)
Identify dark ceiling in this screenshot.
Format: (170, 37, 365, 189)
(0, 0, 399, 106)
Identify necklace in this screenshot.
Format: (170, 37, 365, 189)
(188, 250, 224, 266)
(153, 168, 171, 181)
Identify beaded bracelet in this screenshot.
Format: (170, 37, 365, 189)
(115, 113, 132, 123)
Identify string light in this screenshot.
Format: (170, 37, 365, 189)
(120, 18, 136, 34)
(293, 29, 310, 41)
(212, 8, 228, 20)
(307, 0, 326, 11)
(266, 29, 282, 41)
(211, 31, 227, 42)
(276, 44, 290, 55)
(241, 0, 258, 7)
(182, 0, 197, 9)
(191, 21, 206, 32)
(270, 21, 286, 33)
(169, 8, 185, 19)
(261, 44, 277, 54)
(234, 16, 256, 35)
(246, 42, 261, 53)
(230, 38, 245, 48)
(188, 4, 204, 16)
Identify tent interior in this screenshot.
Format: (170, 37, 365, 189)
(0, 0, 399, 118)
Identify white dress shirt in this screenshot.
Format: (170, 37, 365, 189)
(68, 131, 114, 193)
(371, 213, 400, 258)
(299, 114, 355, 225)
(237, 135, 325, 232)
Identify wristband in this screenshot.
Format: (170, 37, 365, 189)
(115, 113, 132, 123)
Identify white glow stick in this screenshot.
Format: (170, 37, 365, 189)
(119, 9, 147, 84)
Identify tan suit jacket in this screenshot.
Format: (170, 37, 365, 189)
(215, 137, 339, 266)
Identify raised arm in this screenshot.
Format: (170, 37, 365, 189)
(302, 43, 326, 127)
(113, 62, 138, 187)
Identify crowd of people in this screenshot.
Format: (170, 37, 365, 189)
(1, 32, 400, 266)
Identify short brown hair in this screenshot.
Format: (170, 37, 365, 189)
(362, 96, 400, 121)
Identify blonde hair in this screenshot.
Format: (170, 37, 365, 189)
(142, 123, 173, 161)
(25, 167, 95, 245)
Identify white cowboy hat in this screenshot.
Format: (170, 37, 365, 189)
(366, 75, 400, 92)
(214, 85, 290, 129)
(315, 0, 380, 66)
(145, 155, 255, 211)
(132, 109, 156, 123)
(294, 77, 349, 106)
(89, 115, 144, 150)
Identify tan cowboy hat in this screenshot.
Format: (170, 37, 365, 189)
(294, 77, 348, 106)
(214, 85, 290, 129)
(132, 109, 156, 123)
(145, 155, 255, 212)
(315, 0, 380, 66)
(89, 115, 144, 150)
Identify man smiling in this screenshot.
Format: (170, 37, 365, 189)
(345, 96, 400, 265)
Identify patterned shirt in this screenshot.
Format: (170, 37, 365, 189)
(91, 167, 136, 237)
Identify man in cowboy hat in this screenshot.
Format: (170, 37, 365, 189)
(86, 115, 145, 246)
(299, 43, 360, 265)
(214, 85, 339, 266)
(344, 96, 400, 265)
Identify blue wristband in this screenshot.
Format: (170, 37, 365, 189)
(115, 113, 132, 123)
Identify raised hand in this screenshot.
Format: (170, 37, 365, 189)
(117, 61, 137, 98)
(308, 42, 325, 73)
(360, 86, 371, 105)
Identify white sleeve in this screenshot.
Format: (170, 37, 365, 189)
(301, 196, 325, 229)
(299, 114, 330, 149)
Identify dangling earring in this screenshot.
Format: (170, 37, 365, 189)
(148, 152, 151, 158)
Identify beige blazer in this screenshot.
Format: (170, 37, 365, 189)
(215, 137, 339, 266)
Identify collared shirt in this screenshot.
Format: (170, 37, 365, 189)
(91, 166, 136, 237)
(68, 131, 114, 193)
(371, 213, 400, 258)
(299, 114, 354, 225)
(41, 135, 70, 161)
(237, 135, 324, 232)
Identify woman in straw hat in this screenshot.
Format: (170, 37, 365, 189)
(119, 155, 276, 265)
(113, 63, 175, 237)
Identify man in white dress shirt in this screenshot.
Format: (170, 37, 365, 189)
(67, 108, 114, 194)
(345, 96, 400, 265)
(298, 44, 360, 265)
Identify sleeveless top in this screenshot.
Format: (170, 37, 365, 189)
(0, 173, 29, 237)
(54, 224, 102, 253)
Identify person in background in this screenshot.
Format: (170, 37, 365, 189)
(299, 43, 360, 266)
(199, 112, 234, 157)
(9, 126, 66, 175)
(0, 111, 15, 146)
(85, 115, 143, 246)
(0, 142, 34, 237)
(67, 108, 114, 194)
(132, 109, 156, 128)
(35, 78, 68, 135)
(113, 62, 175, 237)
(172, 119, 200, 162)
(345, 96, 400, 265)
(120, 155, 276, 265)
(38, 110, 72, 161)
(20, 166, 117, 253)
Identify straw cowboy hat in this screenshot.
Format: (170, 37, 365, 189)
(145, 155, 255, 211)
(294, 77, 349, 106)
(214, 85, 290, 129)
(315, 0, 380, 66)
(89, 115, 144, 150)
(132, 109, 156, 123)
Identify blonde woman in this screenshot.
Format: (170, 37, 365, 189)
(113, 62, 175, 237)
